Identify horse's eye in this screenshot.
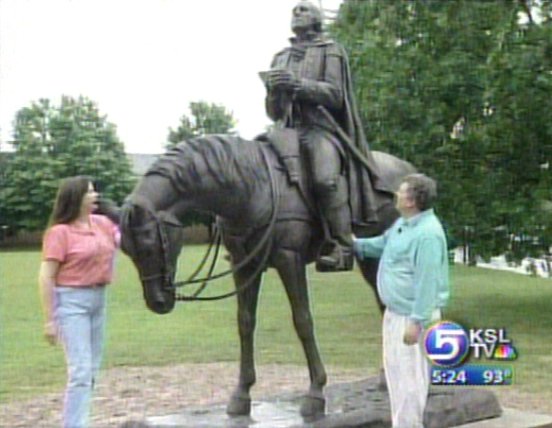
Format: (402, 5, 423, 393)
(138, 229, 157, 246)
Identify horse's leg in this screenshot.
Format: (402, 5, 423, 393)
(226, 262, 263, 416)
(274, 249, 327, 417)
(356, 258, 385, 315)
(357, 258, 387, 390)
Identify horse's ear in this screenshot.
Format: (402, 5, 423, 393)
(120, 230, 132, 256)
(119, 203, 149, 256)
(119, 206, 132, 255)
(127, 204, 149, 227)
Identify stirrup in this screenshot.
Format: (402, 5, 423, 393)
(316, 244, 354, 272)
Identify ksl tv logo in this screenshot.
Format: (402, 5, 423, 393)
(424, 321, 518, 367)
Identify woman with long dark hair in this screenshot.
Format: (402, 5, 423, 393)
(38, 176, 119, 428)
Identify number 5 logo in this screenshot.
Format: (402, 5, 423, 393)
(424, 322, 469, 367)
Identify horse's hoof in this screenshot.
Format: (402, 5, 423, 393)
(378, 368, 387, 391)
(300, 394, 325, 417)
(226, 394, 251, 416)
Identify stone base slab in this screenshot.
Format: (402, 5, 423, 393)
(121, 376, 505, 428)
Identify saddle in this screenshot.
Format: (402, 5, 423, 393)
(255, 129, 393, 239)
(255, 128, 303, 186)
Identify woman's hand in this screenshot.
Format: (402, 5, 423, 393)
(39, 260, 60, 345)
(44, 321, 59, 345)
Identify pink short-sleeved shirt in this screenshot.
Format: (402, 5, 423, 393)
(43, 214, 119, 287)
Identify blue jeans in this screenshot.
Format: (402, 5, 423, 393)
(55, 286, 106, 428)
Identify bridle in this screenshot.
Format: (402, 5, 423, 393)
(124, 210, 180, 291)
(126, 146, 280, 302)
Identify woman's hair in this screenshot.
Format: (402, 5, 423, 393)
(49, 176, 93, 226)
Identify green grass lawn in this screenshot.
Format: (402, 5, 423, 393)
(1, 247, 552, 403)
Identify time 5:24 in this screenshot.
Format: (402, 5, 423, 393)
(431, 368, 467, 385)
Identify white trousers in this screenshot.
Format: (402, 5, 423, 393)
(382, 309, 439, 428)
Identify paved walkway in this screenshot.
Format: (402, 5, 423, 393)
(457, 407, 552, 428)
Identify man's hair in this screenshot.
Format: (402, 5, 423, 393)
(402, 173, 437, 211)
(49, 175, 93, 226)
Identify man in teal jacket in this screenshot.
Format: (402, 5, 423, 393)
(354, 173, 449, 428)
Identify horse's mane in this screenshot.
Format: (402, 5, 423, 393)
(146, 135, 270, 195)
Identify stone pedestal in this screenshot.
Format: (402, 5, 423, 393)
(123, 377, 502, 428)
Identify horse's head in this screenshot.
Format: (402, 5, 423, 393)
(120, 201, 185, 314)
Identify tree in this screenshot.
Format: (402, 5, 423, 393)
(331, 0, 552, 261)
(0, 96, 135, 232)
(166, 101, 236, 149)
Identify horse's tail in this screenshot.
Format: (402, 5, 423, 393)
(351, 151, 416, 237)
(371, 151, 417, 193)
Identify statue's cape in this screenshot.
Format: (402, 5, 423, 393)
(277, 39, 395, 225)
(333, 41, 395, 224)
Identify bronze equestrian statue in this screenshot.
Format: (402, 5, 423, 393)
(117, 134, 415, 418)
(261, 0, 393, 272)
(111, 0, 416, 419)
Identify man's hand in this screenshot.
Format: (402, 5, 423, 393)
(403, 321, 422, 345)
(267, 69, 300, 91)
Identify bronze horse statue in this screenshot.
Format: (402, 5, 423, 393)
(119, 134, 415, 417)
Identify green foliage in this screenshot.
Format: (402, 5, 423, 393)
(166, 101, 236, 149)
(0, 96, 135, 232)
(332, 0, 552, 261)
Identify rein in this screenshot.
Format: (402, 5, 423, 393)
(153, 146, 280, 301)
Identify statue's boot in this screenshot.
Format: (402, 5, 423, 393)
(316, 182, 354, 272)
